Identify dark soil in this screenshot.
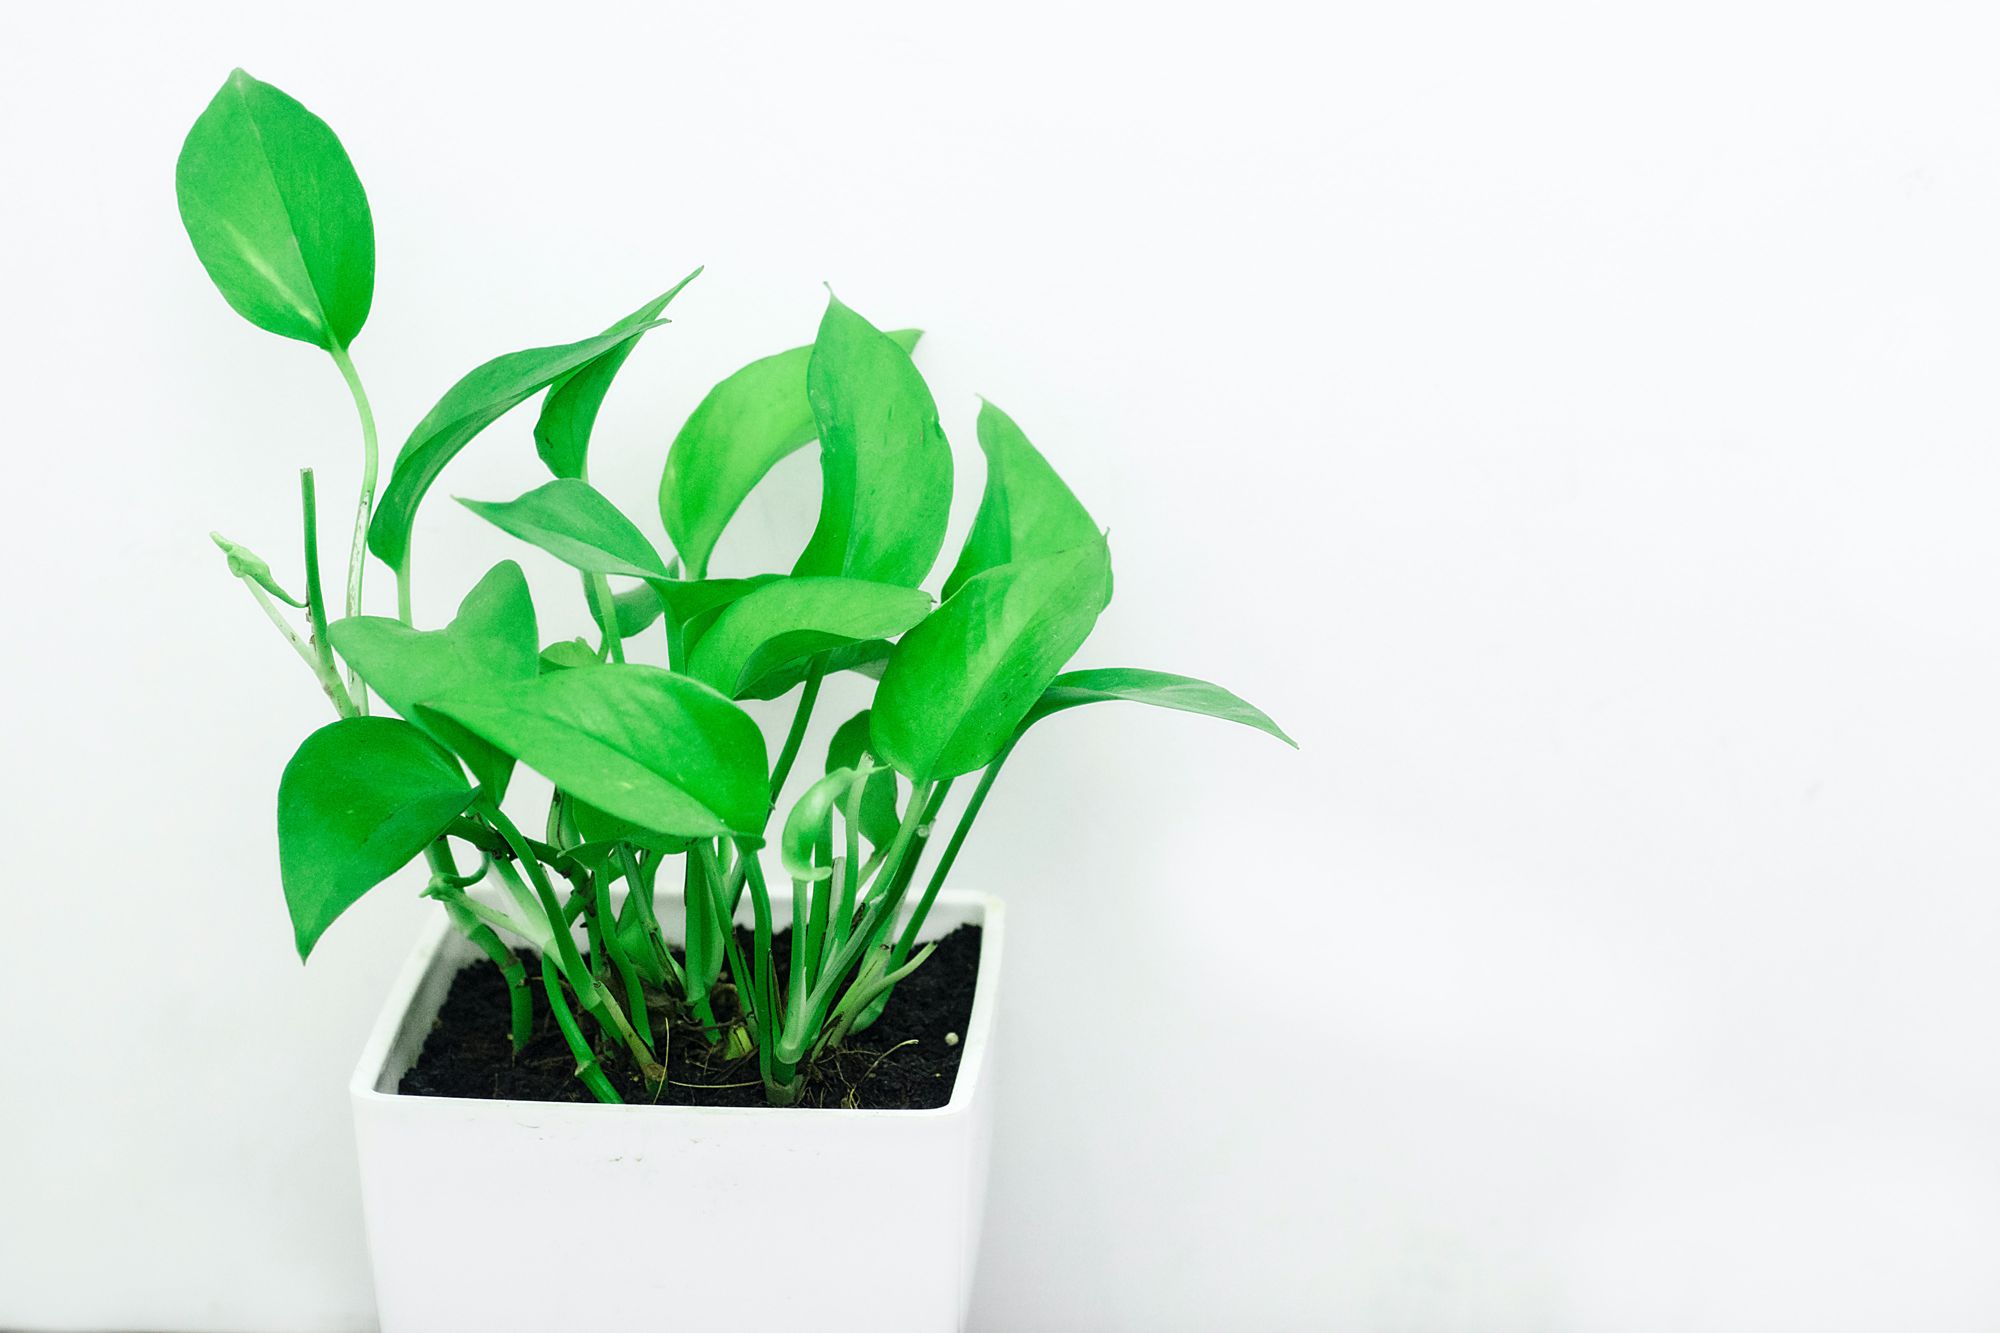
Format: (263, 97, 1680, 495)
(398, 925, 981, 1109)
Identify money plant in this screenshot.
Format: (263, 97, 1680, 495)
(178, 69, 1295, 1107)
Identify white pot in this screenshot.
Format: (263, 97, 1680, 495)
(349, 885, 1004, 1333)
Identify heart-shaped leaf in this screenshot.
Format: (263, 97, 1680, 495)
(368, 319, 670, 572)
(278, 717, 473, 959)
(942, 399, 1102, 599)
(1023, 668, 1296, 747)
(421, 664, 768, 840)
(328, 561, 539, 795)
(686, 576, 932, 699)
(458, 478, 671, 580)
(826, 709, 900, 848)
(536, 268, 701, 480)
(872, 540, 1113, 781)
(792, 295, 952, 587)
(658, 329, 920, 578)
(176, 69, 373, 349)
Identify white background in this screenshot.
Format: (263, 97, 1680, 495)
(6, 2, 2000, 1329)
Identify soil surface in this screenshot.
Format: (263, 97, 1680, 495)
(398, 925, 981, 1109)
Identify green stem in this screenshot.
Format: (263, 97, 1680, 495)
(299, 469, 360, 718)
(777, 782, 935, 1072)
(435, 888, 531, 1052)
(621, 847, 679, 990)
(328, 343, 379, 664)
(238, 578, 333, 696)
(395, 560, 413, 627)
(594, 868, 653, 1055)
(482, 805, 658, 1083)
(767, 657, 827, 803)
(696, 842, 760, 1040)
(683, 854, 723, 1039)
(588, 574, 625, 663)
(893, 740, 1015, 966)
(542, 953, 620, 1103)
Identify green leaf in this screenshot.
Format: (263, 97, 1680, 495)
(942, 399, 1102, 599)
(650, 574, 781, 664)
(175, 69, 373, 349)
(278, 717, 473, 959)
(737, 637, 893, 702)
(535, 269, 701, 480)
(659, 328, 921, 578)
(1024, 668, 1297, 747)
(616, 909, 672, 986)
(587, 582, 666, 643)
(826, 709, 900, 848)
(210, 532, 304, 607)
(328, 562, 539, 796)
(368, 320, 670, 571)
(570, 798, 688, 855)
(782, 768, 858, 881)
(458, 478, 671, 580)
(421, 664, 768, 840)
(872, 541, 1114, 781)
(792, 295, 953, 587)
(652, 575, 780, 627)
(539, 638, 600, 672)
(686, 576, 932, 699)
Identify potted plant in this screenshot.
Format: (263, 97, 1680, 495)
(178, 68, 1294, 1332)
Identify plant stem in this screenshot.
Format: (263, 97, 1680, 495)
(240, 550, 355, 719)
(395, 560, 413, 626)
(683, 854, 723, 1039)
(542, 953, 620, 1104)
(893, 739, 1016, 966)
(767, 657, 827, 803)
(621, 847, 679, 989)
(696, 842, 760, 1039)
(588, 574, 625, 663)
(436, 889, 531, 1052)
(328, 343, 379, 670)
(778, 782, 934, 1071)
(594, 867, 653, 1055)
(299, 469, 362, 717)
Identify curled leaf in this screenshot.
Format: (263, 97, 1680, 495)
(211, 532, 305, 607)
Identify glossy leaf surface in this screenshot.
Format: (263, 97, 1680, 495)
(686, 577, 932, 699)
(535, 270, 700, 479)
(328, 561, 539, 795)
(1024, 668, 1296, 747)
(458, 478, 671, 579)
(942, 399, 1101, 599)
(659, 329, 920, 578)
(792, 296, 952, 586)
(872, 540, 1113, 780)
(369, 321, 669, 570)
(421, 665, 768, 839)
(175, 69, 373, 348)
(278, 718, 472, 959)
(826, 709, 900, 848)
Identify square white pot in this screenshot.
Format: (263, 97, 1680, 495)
(350, 885, 1003, 1333)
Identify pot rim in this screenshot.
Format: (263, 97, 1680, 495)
(349, 885, 1005, 1120)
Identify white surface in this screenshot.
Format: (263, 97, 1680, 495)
(4, 2, 2000, 1330)
(353, 888, 998, 1333)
